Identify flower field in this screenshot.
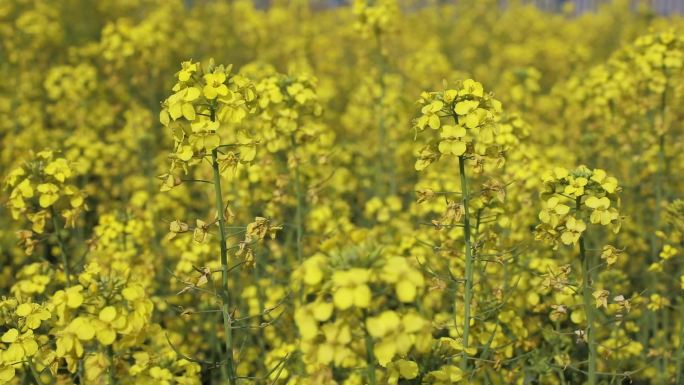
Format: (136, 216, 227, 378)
(1, 0, 683, 384)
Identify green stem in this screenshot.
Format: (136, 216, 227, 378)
(78, 360, 84, 385)
(373, 29, 392, 197)
(676, 300, 684, 384)
(458, 155, 474, 373)
(212, 147, 237, 385)
(662, 306, 670, 385)
(253, 258, 268, 374)
(364, 317, 377, 385)
(107, 345, 116, 385)
(651, 83, 668, 385)
(291, 138, 306, 377)
(578, 198, 596, 385)
(213, 317, 229, 382)
(50, 208, 70, 287)
(291, 141, 304, 271)
(554, 322, 568, 385)
(27, 361, 42, 385)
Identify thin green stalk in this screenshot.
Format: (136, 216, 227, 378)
(676, 300, 684, 384)
(50, 208, 70, 287)
(253, 254, 268, 374)
(212, 145, 237, 385)
(649, 83, 668, 385)
(78, 360, 84, 385)
(107, 345, 116, 385)
(373, 29, 391, 197)
(290, 139, 307, 377)
(554, 321, 568, 385)
(364, 316, 377, 385)
(27, 361, 42, 385)
(213, 317, 229, 382)
(291, 140, 304, 270)
(282, 142, 306, 375)
(662, 306, 670, 384)
(578, 198, 597, 385)
(458, 155, 474, 373)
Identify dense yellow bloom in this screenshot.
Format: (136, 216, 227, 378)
(413, 79, 506, 170)
(380, 257, 424, 302)
(536, 166, 622, 248)
(385, 359, 419, 384)
(366, 311, 428, 366)
(426, 365, 463, 384)
(15, 302, 50, 330)
(332, 268, 372, 310)
(0, 2, 682, 384)
(352, 0, 398, 37)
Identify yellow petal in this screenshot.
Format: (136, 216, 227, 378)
(67, 290, 84, 308)
(122, 285, 144, 301)
(454, 100, 479, 115)
(0, 365, 15, 382)
(182, 103, 196, 121)
(169, 103, 183, 120)
(241, 145, 256, 162)
(16, 303, 32, 317)
(1, 328, 18, 343)
(99, 306, 117, 323)
(317, 343, 334, 364)
(21, 338, 38, 356)
(294, 309, 318, 340)
(374, 339, 396, 367)
(177, 145, 193, 161)
(333, 287, 354, 310)
(396, 359, 419, 379)
(75, 320, 95, 341)
(585, 196, 600, 209)
(354, 285, 371, 308)
(451, 141, 466, 156)
(428, 115, 440, 129)
(39, 194, 58, 208)
(396, 280, 417, 303)
(184, 87, 201, 101)
(312, 302, 333, 322)
(159, 109, 170, 126)
(203, 85, 218, 99)
(97, 328, 116, 345)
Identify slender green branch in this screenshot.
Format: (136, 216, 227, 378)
(50, 207, 71, 287)
(373, 29, 392, 196)
(291, 138, 304, 273)
(647, 81, 668, 385)
(107, 345, 116, 385)
(676, 300, 684, 384)
(290, 138, 307, 376)
(578, 197, 597, 385)
(364, 312, 377, 385)
(458, 154, 474, 373)
(26, 360, 42, 385)
(211, 104, 237, 385)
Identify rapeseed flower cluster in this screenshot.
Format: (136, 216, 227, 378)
(1, 1, 683, 384)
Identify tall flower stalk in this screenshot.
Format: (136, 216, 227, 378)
(457, 155, 474, 372)
(159, 60, 280, 385)
(577, 197, 597, 385)
(211, 146, 237, 384)
(535, 166, 622, 384)
(413, 78, 510, 373)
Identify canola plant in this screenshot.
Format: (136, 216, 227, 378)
(1, 0, 683, 384)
